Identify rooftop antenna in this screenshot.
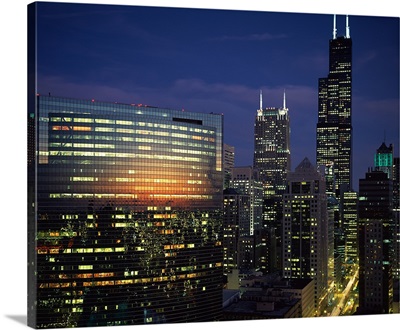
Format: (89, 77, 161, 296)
(333, 14, 337, 39)
(346, 15, 350, 38)
(260, 90, 263, 110)
(283, 89, 286, 109)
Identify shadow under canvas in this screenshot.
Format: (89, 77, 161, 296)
(6, 315, 27, 326)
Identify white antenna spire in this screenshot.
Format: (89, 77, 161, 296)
(333, 14, 337, 39)
(346, 15, 350, 38)
(260, 90, 263, 110)
(283, 89, 286, 109)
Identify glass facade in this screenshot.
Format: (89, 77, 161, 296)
(29, 95, 224, 328)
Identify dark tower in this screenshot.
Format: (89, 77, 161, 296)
(317, 15, 352, 196)
(358, 170, 394, 314)
(254, 90, 291, 198)
(253, 91, 291, 272)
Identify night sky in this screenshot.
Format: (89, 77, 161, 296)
(35, 1, 399, 191)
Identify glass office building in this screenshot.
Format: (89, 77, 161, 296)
(28, 95, 224, 328)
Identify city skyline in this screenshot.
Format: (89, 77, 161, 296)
(34, 2, 399, 191)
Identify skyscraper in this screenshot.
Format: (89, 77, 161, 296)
(231, 166, 263, 235)
(394, 157, 400, 210)
(28, 95, 224, 328)
(223, 143, 235, 189)
(317, 15, 352, 195)
(230, 166, 264, 273)
(358, 170, 394, 314)
(282, 158, 329, 316)
(341, 190, 359, 264)
(393, 157, 400, 282)
(374, 142, 394, 179)
(372, 143, 398, 282)
(253, 91, 290, 271)
(223, 188, 251, 274)
(254, 90, 291, 200)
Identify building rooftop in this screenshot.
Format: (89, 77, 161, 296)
(223, 297, 300, 319)
(223, 289, 240, 302)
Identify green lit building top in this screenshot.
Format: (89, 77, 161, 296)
(374, 142, 394, 179)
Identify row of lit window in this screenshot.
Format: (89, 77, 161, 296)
(164, 243, 195, 250)
(50, 134, 216, 148)
(50, 142, 116, 149)
(50, 116, 215, 134)
(66, 177, 207, 186)
(43, 159, 222, 171)
(39, 267, 222, 289)
(51, 125, 215, 137)
(48, 150, 215, 162)
(48, 193, 214, 199)
(47, 165, 207, 175)
(48, 150, 203, 162)
(37, 246, 127, 255)
(50, 130, 216, 145)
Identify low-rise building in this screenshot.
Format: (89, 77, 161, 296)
(222, 273, 314, 319)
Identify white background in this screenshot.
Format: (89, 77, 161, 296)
(0, 1, 399, 329)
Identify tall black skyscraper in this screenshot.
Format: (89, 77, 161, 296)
(253, 91, 290, 271)
(358, 170, 394, 314)
(254, 90, 291, 199)
(317, 15, 352, 195)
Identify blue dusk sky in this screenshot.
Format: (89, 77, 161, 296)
(35, 1, 400, 190)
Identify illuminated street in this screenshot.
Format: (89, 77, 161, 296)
(331, 266, 359, 316)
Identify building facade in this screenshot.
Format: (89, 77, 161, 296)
(341, 190, 359, 264)
(238, 274, 315, 318)
(393, 157, 400, 281)
(316, 15, 352, 195)
(223, 143, 235, 189)
(231, 166, 263, 235)
(254, 91, 291, 202)
(28, 95, 224, 328)
(224, 272, 314, 319)
(223, 188, 252, 274)
(253, 91, 290, 273)
(282, 158, 329, 316)
(358, 170, 394, 314)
